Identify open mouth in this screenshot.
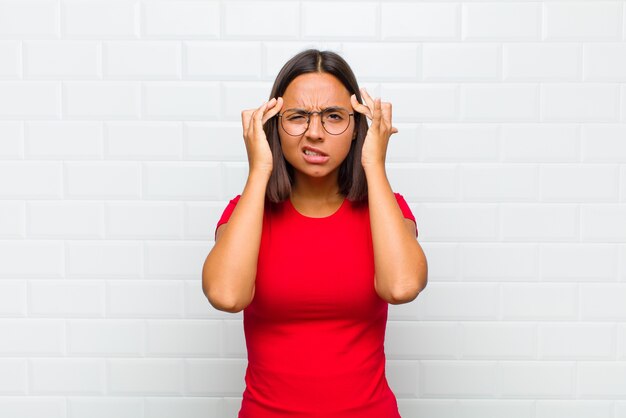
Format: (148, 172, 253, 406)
(301, 146, 330, 164)
(304, 149, 323, 156)
(302, 146, 327, 156)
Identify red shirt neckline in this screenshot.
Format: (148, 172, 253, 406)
(285, 196, 349, 220)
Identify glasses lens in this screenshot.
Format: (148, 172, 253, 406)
(281, 111, 308, 136)
(322, 109, 350, 135)
(281, 109, 351, 136)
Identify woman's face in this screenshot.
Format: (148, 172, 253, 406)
(278, 72, 355, 183)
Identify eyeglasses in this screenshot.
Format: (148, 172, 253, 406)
(277, 107, 354, 136)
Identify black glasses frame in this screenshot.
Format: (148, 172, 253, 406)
(277, 110, 355, 136)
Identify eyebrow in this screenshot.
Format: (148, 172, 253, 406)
(284, 106, 349, 113)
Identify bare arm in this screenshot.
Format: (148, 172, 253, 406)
(351, 89, 427, 304)
(201, 97, 283, 313)
(202, 171, 269, 312)
(366, 165, 428, 304)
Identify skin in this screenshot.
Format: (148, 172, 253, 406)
(202, 72, 428, 312)
(279, 73, 355, 215)
(351, 88, 428, 304)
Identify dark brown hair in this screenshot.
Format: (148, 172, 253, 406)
(263, 49, 369, 203)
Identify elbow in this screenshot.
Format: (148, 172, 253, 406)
(388, 287, 419, 305)
(209, 298, 246, 314)
(204, 289, 248, 313)
(202, 280, 253, 314)
(387, 273, 428, 305)
(202, 262, 251, 313)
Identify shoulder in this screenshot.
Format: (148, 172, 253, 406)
(392, 192, 418, 237)
(393, 192, 407, 203)
(392, 192, 412, 216)
(214, 194, 242, 240)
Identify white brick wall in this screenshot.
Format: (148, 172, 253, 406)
(0, 1, 625, 417)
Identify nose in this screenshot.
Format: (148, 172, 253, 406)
(304, 112, 324, 140)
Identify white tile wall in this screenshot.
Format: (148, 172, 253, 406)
(31, 358, 106, 394)
(26, 121, 103, 159)
(543, 2, 623, 40)
(105, 122, 182, 160)
(0, 0, 59, 38)
(62, 0, 139, 38)
(104, 41, 181, 79)
(64, 82, 141, 118)
(142, 1, 219, 39)
(536, 400, 614, 418)
(0, 82, 60, 117)
(144, 397, 223, 418)
(0, 359, 27, 394)
(108, 358, 183, 395)
(0, 397, 66, 418)
(0, 1, 625, 417)
(68, 397, 144, 418)
(463, 3, 542, 41)
(24, 41, 100, 78)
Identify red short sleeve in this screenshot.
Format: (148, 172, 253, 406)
(214, 193, 418, 239)
(214, 195, 241, 240)
(394, 192, 418, 237)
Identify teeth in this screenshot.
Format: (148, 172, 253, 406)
(304, 149, 321, 156)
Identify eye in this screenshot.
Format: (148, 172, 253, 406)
(286, 114, 306, 121)
(327, 113, 343, 120)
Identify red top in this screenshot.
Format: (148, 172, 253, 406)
(216, 193, 417, 418)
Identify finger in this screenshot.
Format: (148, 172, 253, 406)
(381, 102, 392, 128)
(262, 97, 283, 125)
(246, 102, 266, 138)
(350, 94, 372, 119)
(264, 97, 277, 111)
(360, 87, 376, 111)
(351, 99, 371, 117)
(372, 97, 382, 128)
(245, 98, 269, 130)
(252, 101, 268, 130)
(241, 109, 254, 132)
(391, 127, 399, 134)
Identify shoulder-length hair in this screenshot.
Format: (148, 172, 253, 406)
(263, 49, 369, 203)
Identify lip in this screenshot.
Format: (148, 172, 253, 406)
(302, 145, 328, 156)
(301, 145, 330, 164)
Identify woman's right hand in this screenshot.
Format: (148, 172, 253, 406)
(241, 97, 283, 176)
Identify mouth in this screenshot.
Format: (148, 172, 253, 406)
(301, 146, 330, 164)
(302, 146, 328, 157)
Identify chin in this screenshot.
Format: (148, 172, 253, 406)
(301, 168, 330, 178)
(291, 163, 335, 179)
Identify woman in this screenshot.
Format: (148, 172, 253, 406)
(202, 49, 427, 417)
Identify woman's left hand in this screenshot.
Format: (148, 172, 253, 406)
(350, 88, 398, 169)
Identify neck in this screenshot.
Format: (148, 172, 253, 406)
(291, 171, 342, 203)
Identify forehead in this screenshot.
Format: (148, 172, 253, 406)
(282, 73, 350, 108)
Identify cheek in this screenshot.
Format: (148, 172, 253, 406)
(338, 141, 353, 161)
(278, 133, 298, 163)
(337, 132, 355, 157)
